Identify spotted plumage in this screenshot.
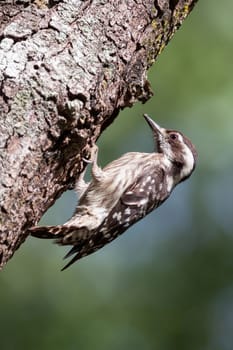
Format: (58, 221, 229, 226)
(30, 114, 197, 270)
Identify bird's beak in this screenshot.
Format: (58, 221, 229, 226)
(143, 114, 165, 152)
(143, 114, 163, 136)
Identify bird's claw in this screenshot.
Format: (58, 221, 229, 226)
(82, 157, 92, 164)
(82, 145, 98, 164)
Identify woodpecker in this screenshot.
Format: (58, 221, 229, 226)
(30, 114, 197, 270)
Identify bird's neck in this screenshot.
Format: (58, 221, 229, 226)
(163, 156, 185, 188)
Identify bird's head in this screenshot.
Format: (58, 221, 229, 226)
(144, 114, 198, 181)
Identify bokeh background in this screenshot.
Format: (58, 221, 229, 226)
(1, 1, 233, 349)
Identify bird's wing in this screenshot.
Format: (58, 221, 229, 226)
(121, 170, 165, 207)
(99, 171, 166, 234)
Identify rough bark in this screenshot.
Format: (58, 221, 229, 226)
(0, 0, 198, 269)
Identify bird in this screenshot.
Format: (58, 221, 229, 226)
(30, 114, 197, 270)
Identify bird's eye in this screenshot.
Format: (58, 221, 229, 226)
(169, 133, 178, 140)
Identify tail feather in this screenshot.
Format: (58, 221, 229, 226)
(63, 245, 81, 259)
(61, 252, 83, 271)
(30, 225, 64, 239)
(30, 225, 89, 244)
(62, 244, 93, 271)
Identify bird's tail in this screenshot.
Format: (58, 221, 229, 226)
(30, 225, 93, 270)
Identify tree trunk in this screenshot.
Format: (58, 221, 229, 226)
(0, 0, 198, 269)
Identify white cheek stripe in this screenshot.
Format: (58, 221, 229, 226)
(181, 143, 194, 178)
(177, 134, 183, 142)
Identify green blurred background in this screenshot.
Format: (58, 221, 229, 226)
(1, 1, 233, 349)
